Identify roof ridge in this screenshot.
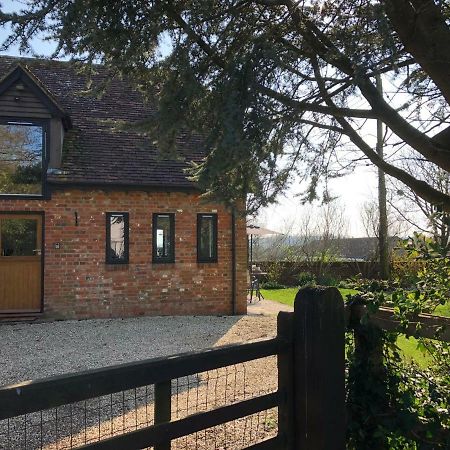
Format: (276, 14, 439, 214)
(0, 54, 108, 71)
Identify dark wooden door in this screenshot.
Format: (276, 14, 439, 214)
(0, 214, 42, 313)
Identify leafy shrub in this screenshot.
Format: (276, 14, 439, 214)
(266, 261, 283, 285)
(391, 252, 422, 289)
(260, 281, 286, 290)
(346, 234, 450, 448)
(345, 275, 397, 292)
(316, 274, 338, 286)
(391, 258, 421, 288)
(297, 271, 316, 287)
(338, 279, 353, 289)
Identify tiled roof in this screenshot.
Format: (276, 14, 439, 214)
(0, 56, 205, 189)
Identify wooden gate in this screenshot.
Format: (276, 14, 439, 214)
(0, 288, 347, 450)
(0, 213, 42, 313)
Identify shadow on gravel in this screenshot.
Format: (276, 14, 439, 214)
(1, 315, 279, 449)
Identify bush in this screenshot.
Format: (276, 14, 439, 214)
(338, 279, 353, 289)
(266, 261, 283, 285)
(260, 281, 286, 290)
(345, 276, 397, 292)
(297, 271, 316, 287)
(316, 274, 338, 286)
(391, 256, 422, 288)
(346, 234, 450, 448)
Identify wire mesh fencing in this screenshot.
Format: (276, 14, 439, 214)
(0, 356, 278, 450)
(0, 386, 156, 449)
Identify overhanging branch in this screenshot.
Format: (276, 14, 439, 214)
(311, 54, 450, 211)
(258, 85, 377, 119)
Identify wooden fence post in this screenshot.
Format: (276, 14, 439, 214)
(155, 380, 172, 450)
(294, 287, 346, 450)
(277, 311, 295, 449)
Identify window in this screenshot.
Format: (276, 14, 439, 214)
(197, 214, 218, 263)
(153, 213, 175, 263)
(0, 120, 45, 196)
(106, 212, 129, 264)
(0, 218, 38, 256)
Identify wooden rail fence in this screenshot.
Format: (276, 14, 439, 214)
(0, 287, 449, 449)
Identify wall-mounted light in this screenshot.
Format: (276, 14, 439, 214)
(74, 211, 79, 226)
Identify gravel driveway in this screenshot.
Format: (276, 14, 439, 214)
(0, 315, 277, 386)
(1, 315, 280, 449)
(247, 298, 293, 316)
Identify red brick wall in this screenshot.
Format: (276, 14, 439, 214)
(0, 189, 247, 319)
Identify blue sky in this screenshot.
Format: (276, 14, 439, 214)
(0, 0, 57, 57)
(0, 1, 379, 237)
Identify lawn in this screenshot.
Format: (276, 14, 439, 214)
(261, 287, 448, 367)
(260, 287, 358, 307)
(396, 335, 431, 368)
(434, 301, 450, 318)
(261, 287, 450, 318)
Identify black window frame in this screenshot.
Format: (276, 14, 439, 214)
(0, 117, 49, 199)
(152, 213, 175, 264)
(197, 213, 218, 263)
(105, 212, 129, 265)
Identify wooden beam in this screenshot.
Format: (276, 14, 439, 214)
(277, 312, 295, 449)
(294, 287, 346, 450)
(77, 392, 281, 449)
(0, 338, 285, 420)
(347, 304, 450, 342)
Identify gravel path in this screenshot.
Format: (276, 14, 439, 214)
(1, 315, 279, 449)
(0, 315, 277, 386)
(247, 298, 293, 316)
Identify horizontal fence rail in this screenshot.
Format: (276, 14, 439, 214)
(346, 304, 450, 342)
(0, 338, 286, 421)
(0, 337, 289, 450)
(77, 392, 281, 449)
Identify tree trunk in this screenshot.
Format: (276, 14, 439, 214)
(376, 75, 390, 279)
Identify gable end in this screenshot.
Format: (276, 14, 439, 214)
(0, 64, 71, 129)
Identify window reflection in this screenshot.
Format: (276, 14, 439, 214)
(0, 123, 44, 195)
(0, 218, 38, 256)
(153, 214, 174, 262)
(200, 217, 214, 257)
(198, 214, 217, 262)
(156, 216, 171, 257)
(110, 215, 125, 260)
(106, 213, 129, 264)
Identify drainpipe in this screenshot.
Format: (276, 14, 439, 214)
(231, 207, 237, 315)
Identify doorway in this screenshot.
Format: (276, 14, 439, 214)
(0, 213, 43, 313)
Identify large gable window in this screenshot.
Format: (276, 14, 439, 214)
(0, 120, 45, 196)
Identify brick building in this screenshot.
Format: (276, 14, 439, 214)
(0, 56, 247, 320)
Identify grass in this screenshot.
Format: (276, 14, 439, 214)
(434, 301, 450, 318)
(395, 335, 432, 368)
(261, 286, 448, 367)
(260, 287, 358, 307)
